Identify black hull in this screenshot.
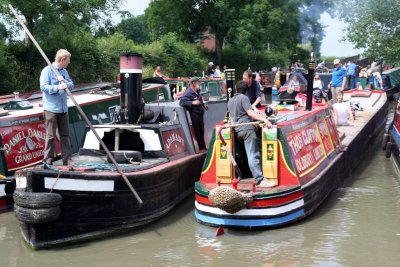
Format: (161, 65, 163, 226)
(19, 153, 205, 249)
(0, 178, 15, 211)
(385, 84, 400, 100)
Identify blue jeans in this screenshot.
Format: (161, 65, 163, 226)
(236, 130, 263, 179)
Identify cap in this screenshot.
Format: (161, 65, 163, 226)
(190, 77, 201, 83)
(333, 59, 340, 65)
(208, 62, 214, 66)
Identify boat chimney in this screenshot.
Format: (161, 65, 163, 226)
(224, 69, 235, 122)
(119, 53, 143, 124)
(306, 53, 315, 111)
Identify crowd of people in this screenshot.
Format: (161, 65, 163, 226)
(326, 58, 384, 93)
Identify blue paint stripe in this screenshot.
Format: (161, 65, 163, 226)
(195, 209, 305, 228)
(391, 127, 400, 148)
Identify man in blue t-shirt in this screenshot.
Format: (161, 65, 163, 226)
(346, 61, 357, 90)
(329, 59, 347, 103)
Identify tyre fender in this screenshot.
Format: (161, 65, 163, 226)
(382, 133, 390, 150)
(14, 205, 61, 224)
(13, 190, 62, 209)
(385, 142, 393, 158)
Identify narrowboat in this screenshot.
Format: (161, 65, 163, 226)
(12, 53, 226, 249)
(382, 67, 400, 99)
(383, 94, 400, 168)
(0, 80, 175, 211)
(194, 84, 388, 229)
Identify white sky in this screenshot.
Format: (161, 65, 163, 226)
(119, 1, 363, 57)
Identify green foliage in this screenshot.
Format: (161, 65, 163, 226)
(0, 43, 17, 94)
(116, 15, 151, 44)
(337, 0, 400, 64)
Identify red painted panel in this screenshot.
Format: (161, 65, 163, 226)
(162, 128, 188, 156)
(0, 120, 61, 171)
(195, 190, 303, 208)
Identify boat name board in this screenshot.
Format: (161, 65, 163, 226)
(162, 128, 187, 156)
(284, 116, 335, 177)
(0, 121, 54, 171)
(1, 116, 42, 127)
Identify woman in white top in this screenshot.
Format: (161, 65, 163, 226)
(313, 74, 324, 89)
(333, 95, 354, 125)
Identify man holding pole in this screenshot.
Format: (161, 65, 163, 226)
(227, 80, 274, 187)
(40, 49, 74, 166)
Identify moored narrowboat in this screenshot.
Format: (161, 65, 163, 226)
(195, 88, 388, 229)
(383, 94, 400, 168)
(12, 53, 224, 249)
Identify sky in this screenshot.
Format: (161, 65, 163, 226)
(119, 1, 363, 57)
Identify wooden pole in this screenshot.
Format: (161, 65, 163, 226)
(8, 5, 143, 204)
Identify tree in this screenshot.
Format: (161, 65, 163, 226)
(337, 0, 400, 63)
(147, 0, 244, 64)
(117, 15, 151, 44)
(0, 0, 123, 48)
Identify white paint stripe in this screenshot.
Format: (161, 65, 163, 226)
(195, 198, 304, 216)
(45, 178, 114, 192)
(0, 184, 5, 197)
(120, 69, 143, 74)
(16, 177, 26, 189)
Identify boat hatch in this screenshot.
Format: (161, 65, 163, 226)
(4, 99, 33, 110)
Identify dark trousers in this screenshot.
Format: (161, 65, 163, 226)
(189, 111, 206, 150)
(347, 75, 355, 89)
(43, 111, 72, 164)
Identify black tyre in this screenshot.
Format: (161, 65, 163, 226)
(107, 150, 142, 163)
(13, 190, 62, 209)
(14, 205, 61, 224)
(385, 142, 393, 158)
(382, 134, 390, 150)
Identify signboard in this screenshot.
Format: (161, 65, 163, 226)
(286, 122, 327, 177)
(162, 128, 187, 156)
(0, 120, 60, 171)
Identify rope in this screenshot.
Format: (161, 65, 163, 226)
(123, 152, 140, 165)
(209, 186, 253, 214)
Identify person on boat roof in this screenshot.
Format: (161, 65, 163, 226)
(153, 66, 167, 78)
(242, 70, 262, 111)
(227, 80, 274, 187)
(329, 59, 347, 103)
(40, 49, 74, 166)
(179, 77, 208, 151)
(333, 95, 354, 126)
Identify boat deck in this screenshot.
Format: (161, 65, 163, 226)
(45, 153, 170, 173)
(337, 90, 385, 147)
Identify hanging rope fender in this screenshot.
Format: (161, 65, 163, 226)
(208, 186, 253, 214)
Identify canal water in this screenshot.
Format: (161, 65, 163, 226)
(1, 148, 400, 266)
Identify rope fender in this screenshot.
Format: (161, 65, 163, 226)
(208, 186, 253, 214)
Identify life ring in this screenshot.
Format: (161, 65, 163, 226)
(14, 205, 61, 224)
(382, 133, 390, 150)
(385, 142, 393, 158)
(13, 190, 62, 209)
(106, 150, 142, 164)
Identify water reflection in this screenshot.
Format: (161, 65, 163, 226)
(0, 146, 400, 266)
